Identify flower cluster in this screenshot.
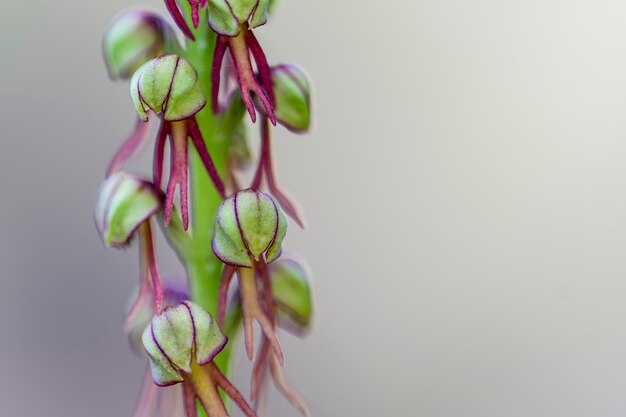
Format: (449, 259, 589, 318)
(96, 2, 314, 417)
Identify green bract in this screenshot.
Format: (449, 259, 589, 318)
(270, 258, 313, 334)
(130, 54, 206, 121)
(142, 301, 227, 386)
(212, 189, 287, 267)
(207, 0, 270, 36)
(103, 10, 179, 80)
(94, 172, 162, 248)
(273, 65, 311, 132)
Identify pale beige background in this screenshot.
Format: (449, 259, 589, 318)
(3, 0, 626, 416)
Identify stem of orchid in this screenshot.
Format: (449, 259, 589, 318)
(139, 220, 163, 314)
(262, 117, 305, 228)
(188, 118, 226, 198)
(182, 380, 199, 417)
(123, 235, 152, 332)
(184, 13, 236, 412)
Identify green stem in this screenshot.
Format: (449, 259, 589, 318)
(184, 9, 234, 387)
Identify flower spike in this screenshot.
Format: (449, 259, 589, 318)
(98, 2, 315, 416)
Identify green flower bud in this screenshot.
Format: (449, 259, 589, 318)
(270, 258, 314, 334)
(272, 64, 311, 132)
(212, 189, 287, 267)
(130, 54, 206, 121)
(94, 172, 162, 249)
(142, 301, 227, 386)
(207, 0, 270, 36)
(103, 9, 179, 80)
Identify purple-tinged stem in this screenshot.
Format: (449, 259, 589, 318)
(106, 118, 150, 177)
(207, 363, 258, 417)
(182, 380, 198, 417)
(153, 121, 169, 187)
(245, 30, 274, 105)
(123, 233, 152, 332)
(140, 220, 163, 314)
(165, 122, 190, 230)
(211, 36, 229, 114)
(261, 117, 305, 228)
(164, 0, 196, 40)
(188, 118, 227, 198)
(217, 265, 235, 327)
(228, 28, 276, 125)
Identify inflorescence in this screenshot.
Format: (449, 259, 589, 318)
(96, 3, 314, 417)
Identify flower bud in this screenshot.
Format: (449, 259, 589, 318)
(272, 64, 311, 132)
(142, 301, 227, 386)
(103, 9, 178, 80)
(212, 189, 287, 267)
(269, 258, 313, 334)
(94, 172, 162, 248)
(207, 0, 270, 36)
(130, 54, 206, 121)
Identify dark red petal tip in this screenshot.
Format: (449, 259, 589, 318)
(164, 0, 196, 40)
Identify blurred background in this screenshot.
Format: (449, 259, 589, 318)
(3, 0, 626, 416)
